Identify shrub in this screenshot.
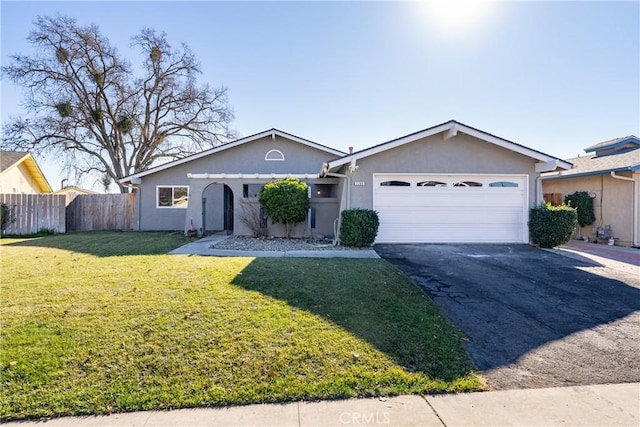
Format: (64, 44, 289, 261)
(339, 209, 379, 247)
(564, 191, 595, 228)
(238, 198, 268, 238)
(529, 203, 577, 248)
(259, 177, 309, 238)
(1, 203, 16, 234)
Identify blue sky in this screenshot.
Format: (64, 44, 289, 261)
(1, 1, 639, 191)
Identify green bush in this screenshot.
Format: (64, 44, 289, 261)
(259, 177, 309, 238)
(339, 209, 379, 247)
(564, 191, 595, 227)
(529, 203, 577, 248)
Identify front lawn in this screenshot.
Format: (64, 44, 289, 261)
(0, 232, 482, 421)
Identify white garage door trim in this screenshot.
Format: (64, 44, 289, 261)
(373, 173, 529, 243)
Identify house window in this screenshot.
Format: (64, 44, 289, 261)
(380, 180, 410, 187)
(489, 181, 519, 188)
(242, 184, 263, 198)
(157, 186, 189, 208)
(265, 149, 285, 161)
(417, 180, 447, 187)
(453, 181, 483, 187)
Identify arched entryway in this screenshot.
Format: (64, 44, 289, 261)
(201, 183, 234, 235)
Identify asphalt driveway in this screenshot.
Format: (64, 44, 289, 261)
(375, 244, 640, 390)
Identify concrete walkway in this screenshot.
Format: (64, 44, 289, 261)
(5, 382, 638, 426)
(168, 234, 380, 258)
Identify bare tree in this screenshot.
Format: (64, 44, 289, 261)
(1, 16, 234, 192)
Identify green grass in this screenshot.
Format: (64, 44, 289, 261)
(0, 232, 482, 421)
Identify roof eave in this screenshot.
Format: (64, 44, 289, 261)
(584, 136, 640, 153)
(325, 120, 571, 172)
(119, 129, 345, 183)
(541, 166, 635, 180)
(9, 153, 53, 193)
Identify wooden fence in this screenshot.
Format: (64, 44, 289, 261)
(1, 193, 66, 235)
(65, 193, 135, 232)
(543, 193, 564, 206)
(1, 193, 135, 235)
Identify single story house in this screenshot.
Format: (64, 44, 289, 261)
(542, 136, 640, 247)
(119, 120, 572, 244)
(0, 151, 52, 194)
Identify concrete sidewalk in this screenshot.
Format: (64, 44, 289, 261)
(168, 234, 380, 258)
(549, 239, 640, 278)
(4, 382, 638, 426)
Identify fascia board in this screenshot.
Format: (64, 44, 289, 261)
(326, 122, 452, 170)
(119, 131, 271, 183)
(120, 129, 344, 184)
(325, 121, 572, 172)
(541, 167, 631, 181)
(584, 136, 640, 153)
(17, 154, 53, 193)
(459, 125, 572, 169)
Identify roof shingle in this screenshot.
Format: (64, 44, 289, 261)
(0, 151, 30, 173)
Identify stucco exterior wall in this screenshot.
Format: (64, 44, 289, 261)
(135, 135, 337, 232)
(186, 178, 339, 238)
(0, 165, 42, 194)
(343, 133, 540, 211)
(543, 172, 638, 246)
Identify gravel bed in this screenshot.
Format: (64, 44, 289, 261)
(212, 235, 366, 251)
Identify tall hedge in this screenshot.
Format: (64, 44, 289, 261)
(258, 177, 309, 238)
(339, 209, 379, 247)
(529, 203, 577, 248)
(564, 191, 595, 228)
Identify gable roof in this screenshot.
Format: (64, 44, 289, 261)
(1, 151, 29, 173)
(0, 151, 52, 193)
(54, 185, 98, 195)
(584, 135, 639, 153)
(120, 128, 345, 184)
(322, 120, 573, 174)
(542, 145, 640, 180)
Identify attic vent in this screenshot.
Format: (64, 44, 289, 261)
(265, 149, 285, 161)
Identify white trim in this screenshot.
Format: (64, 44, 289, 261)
(444, 124, 458, 140)
(326, 122, 449, 171)
(187, 173, 320, 179)
(324, 121, 572, 172)
(535, 159, 560, 172)
(265, 149, 285, 161)
(120, 129, 344, 183)
(156, 185, 189, 209)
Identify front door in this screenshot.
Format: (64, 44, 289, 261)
(223, 185, 234, 232)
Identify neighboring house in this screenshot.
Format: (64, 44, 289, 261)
(542, 136, 640, 247)
(54, 186, 98, 196)
(120, 120, 572, 243)
(0, 151, 52, 194)
(54, 186, 99, 208)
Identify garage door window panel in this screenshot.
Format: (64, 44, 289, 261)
(380, 180, 411, 187)
(489, 181, 519, 188)
(453, 181, 483, 187)
(417, 180, 447, 187)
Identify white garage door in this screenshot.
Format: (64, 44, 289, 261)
(374, 174, 528, 243)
